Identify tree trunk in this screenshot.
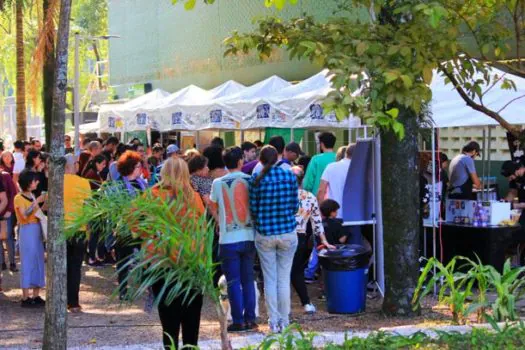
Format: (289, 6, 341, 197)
(43, 0, 55, 147)
(15, 0, 26, 141)
(381, 106, 421, 316)
(42, 0, 73, 349)
(92, 41, 103, 90)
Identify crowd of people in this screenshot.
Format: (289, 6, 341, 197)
(0, 132, 364, 349)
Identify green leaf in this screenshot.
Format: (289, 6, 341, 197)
(387, 46, 399, 56)
(386, 108, 399, 119)
(393, 121, 405, 139)
(356, 41, 368, 56)
(482, 44, 490, 55)
(400, 46, 411, 57)
(423, 67, 433, 85)
(384, 72, 398, 84)
(300, 41, 317, 50)
(400, 75, 413, 88)
(184, 0, 196, 10)
(335, 106, 347, 121)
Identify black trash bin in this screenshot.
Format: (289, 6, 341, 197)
(318, 244, 371, 314)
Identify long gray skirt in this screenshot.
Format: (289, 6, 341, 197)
(19, 223, 46, 289)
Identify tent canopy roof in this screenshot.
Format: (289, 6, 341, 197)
(430, 66, 525, 128)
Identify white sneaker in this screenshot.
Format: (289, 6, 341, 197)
(304, 303, 316, 314)
(269, 322, 281, 334)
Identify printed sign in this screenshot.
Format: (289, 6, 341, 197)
(171, 112, 182, 126)
(210, 110, 223, 124)
(309, 104, 324, 120)
(136, 113, 147, 126)
(256, 104, 270, 119)
(210, 109, 235, 127)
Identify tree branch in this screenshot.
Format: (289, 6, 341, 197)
(497, 94, 525, 114)
(481, 72, 506, 98)
(438, 63, 521, 137)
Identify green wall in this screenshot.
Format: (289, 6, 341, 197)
(108, 0, 363, 94)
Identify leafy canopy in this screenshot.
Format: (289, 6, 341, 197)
(173, 0, 524, 138)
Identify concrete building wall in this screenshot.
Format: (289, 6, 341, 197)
(108, 0, 354, 96)
(439, 125, 524, 161)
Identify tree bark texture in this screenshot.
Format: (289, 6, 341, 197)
(381, 107, 421, 316)
(42, 0, 73, 349)
(15, 0, 26, 141)
(43, 0, 56, 147)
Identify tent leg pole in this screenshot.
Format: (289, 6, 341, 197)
(291, 128, 294, 142)
(195, 131, 200, 150)
(431, 125, 437, 295)
(241, 130, 245, 143)
(374, 133, 385, 296)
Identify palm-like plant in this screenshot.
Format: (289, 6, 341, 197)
(65, 184, 232, 350)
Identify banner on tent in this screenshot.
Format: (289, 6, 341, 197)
(210, 109, 236, 128)
(134, 112, 160, 130)
(107, 113, 125, 132)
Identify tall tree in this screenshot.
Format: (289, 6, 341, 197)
(15, 0, 25, 140)
(42, 0, 56, 147)
(173, 0, 525, 315)
(42, 0, 72, 348)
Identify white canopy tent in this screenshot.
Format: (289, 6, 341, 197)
(430, 67, 525, 128)
(192, 75, 292, 130)
(153, 81, 246, 132)
(149, 85, 211, 131)
(97, 89, 170, 133)
(265, 70, 349, 129)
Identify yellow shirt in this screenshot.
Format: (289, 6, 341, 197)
(63, 174, 92, 226)
(14, 194, 39, 225)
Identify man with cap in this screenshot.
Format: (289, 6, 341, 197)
(149, 144, 179, 185)
(166, 144, 180, 159)
(448, 141, 482, 200)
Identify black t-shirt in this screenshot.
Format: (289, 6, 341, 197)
(510, 177, 525, 203)
(0, 177, 4, 193)
(323, 218, 346, 245)
(100, 150, 113, 180)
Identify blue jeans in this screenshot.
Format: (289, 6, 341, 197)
(304, 236, 318, 280)
(219, 241, 256, 325)
(0, 215, 15, 266)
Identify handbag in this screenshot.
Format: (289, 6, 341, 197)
(34, 209, 48, 242)
(0, 220, 7, 241)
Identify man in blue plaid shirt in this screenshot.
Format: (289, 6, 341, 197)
(249, 145, 299, 333)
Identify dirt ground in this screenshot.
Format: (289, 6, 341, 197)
(0, 262, 452, 349)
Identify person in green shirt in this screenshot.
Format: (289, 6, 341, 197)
(303, 132, 336, 282)
(303, 132, 337, 197)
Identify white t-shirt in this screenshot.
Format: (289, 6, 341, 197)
(320, 158, 351, 219)
(13, 152, 25, 174)
(252, 158, 292, 175)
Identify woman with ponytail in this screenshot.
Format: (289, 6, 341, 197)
(249, 145, 299, 333)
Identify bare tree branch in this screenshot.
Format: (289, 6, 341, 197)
(497, 94, 525, 114)
(482, 72, 506, 98)
(438, 63, 521, 137)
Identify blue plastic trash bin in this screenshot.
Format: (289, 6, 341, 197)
(319, 244, 371, 314)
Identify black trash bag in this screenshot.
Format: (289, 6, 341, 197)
(318, 244, 371, 271)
